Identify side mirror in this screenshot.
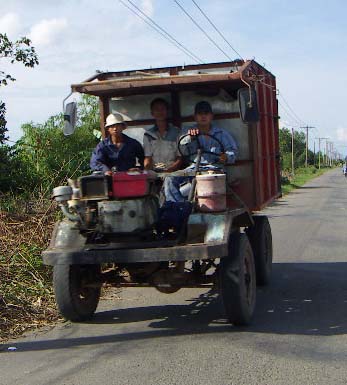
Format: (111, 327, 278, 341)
(63, 101, 77, 136)
(238, 87, 259, 123)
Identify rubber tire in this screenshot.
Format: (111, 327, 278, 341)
(219, 231, 256, 326)
(246, 216, 273, 286)
(53, 264, 101, 322)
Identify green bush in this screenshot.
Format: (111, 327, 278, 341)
(1, 95, 99, 196)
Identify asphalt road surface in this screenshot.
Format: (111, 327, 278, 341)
(1, 169, 346, 385)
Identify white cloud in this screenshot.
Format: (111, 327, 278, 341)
(0, 12, 21, 38)
(336, 127, 347, 142)
(29, 18, 68, 46)
(141, 0, 154, 17)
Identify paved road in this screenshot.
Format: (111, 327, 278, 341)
(1, 169, 347, 385)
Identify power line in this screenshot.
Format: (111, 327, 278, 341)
(122, 0, 204, 63)
(279, 105, 319, 156)
(247, 73, 309, 130)
(119, 0, 204, 64)
(174, 0, 234, 61)
(277, 91, 314, 130)
(278, 100, 302, 127)
(191, 0, 244, 60)
(122, 0, 316, 145)
(278, 91, 306, 126)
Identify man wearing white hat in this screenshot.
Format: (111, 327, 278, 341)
(90, 113, 144, 174)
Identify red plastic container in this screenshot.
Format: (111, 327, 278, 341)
(112, 171, 150, 198)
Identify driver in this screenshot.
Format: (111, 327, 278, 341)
(164, 101, 238, 202)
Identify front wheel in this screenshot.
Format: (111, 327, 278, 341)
(246, 216, 273, 286)
(53, 264, 101, 322)
(219, 231, 256, 326)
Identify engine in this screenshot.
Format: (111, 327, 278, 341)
(52, 171, 159, 235)
(97, 198, 158, 233)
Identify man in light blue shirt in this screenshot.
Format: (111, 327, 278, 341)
(164, 101, 238, 202)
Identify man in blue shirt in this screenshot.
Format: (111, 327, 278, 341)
(90, 113, 144, 174)
(164, 101, 238, 202)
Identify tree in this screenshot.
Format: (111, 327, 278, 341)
(279, 127, 292, 154)
(0, 101, 6, 143)
(279, 127, 310, 170)
(9, 95, 99, 194)
(0, 33, 39, 144)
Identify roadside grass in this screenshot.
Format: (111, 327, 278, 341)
(281, 166, 332, 195)
(0, 197, 59, 342)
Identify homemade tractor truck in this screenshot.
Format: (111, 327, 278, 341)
(42, 60, 281, 326)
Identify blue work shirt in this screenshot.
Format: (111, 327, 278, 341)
(181, 125, 238, 164)
(90, 134, 144, 172)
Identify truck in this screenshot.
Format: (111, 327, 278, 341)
(42, 59, 281, 326)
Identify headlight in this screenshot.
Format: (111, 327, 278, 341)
(52, 186, 73, 203)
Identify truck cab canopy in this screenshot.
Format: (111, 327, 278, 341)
(71, 60, 258, 97)
(70, 59, 280, 212)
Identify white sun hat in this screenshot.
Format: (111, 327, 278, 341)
(105, 113, 129, 128)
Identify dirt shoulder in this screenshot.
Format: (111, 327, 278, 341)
(0, 203, 59, 342)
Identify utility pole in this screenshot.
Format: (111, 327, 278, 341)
(328, 142, 332, 167)
(324, 138, 332, 166)
(291, 127, 295, 176)
(315, 137, 328, 169)
(330, 142, 334, 166)
(300, 126, 315, 167)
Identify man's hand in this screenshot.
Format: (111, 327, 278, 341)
(128, 167, 142, 172)
(165, 166, 175, 173)
(219, 153, 227, 163)
(188, 128, 200, 136)
(104, 171, 112, 176)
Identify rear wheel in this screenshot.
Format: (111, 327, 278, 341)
(246, 216, 273, 286)
(53, 264, 101, 322)
(219, 231, 256, 326)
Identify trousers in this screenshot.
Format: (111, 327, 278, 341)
(163, 176, 193, 202)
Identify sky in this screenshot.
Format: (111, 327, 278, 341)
(1, 0, 347, 155)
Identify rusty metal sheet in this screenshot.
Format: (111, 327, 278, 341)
(83, 60, 246, 82)
(71, 72, 243, 96)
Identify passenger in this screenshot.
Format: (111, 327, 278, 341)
(143, 98, 182, 172)
(164, 101, 238, 202)
(90, 113, 144, 175)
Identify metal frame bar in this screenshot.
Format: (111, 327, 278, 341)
(42, 242, 228, 265)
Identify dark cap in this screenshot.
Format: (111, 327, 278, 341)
(194, 101, 213, 114)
